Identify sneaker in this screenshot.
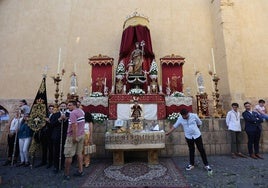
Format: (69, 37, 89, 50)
(73, 170, 85, 177)
(205, 165, 212, 171)
(185, 164, 194, 171)
(63, 175, 70, 181)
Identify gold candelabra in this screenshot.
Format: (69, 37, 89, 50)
(209, 72, 225, 118)
(52, 74, 62, 106)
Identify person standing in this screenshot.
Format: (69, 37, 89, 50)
(50, 102, 69, 173)
(254, 99, 268, 121)
(83, 112, 94, 168)
(2, 110, 21, 166)
(19, 99, 30, 114)
(35, 104, 54, 168)
(166, 108, 212, 172)
(242, 102, 264, 159)
(63, 100, 85, 180)
(17, 113, 33, 167)
(226, 103, 247, 158)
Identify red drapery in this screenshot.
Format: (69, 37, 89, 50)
(119, 25, 155, 72)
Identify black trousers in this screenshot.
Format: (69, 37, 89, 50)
(52, 136, 66, 170)
(40, 129, 53, 165)
(7, 133, 19, 159)
(246, 129, 261, 155)
(185, 136, 208, 166)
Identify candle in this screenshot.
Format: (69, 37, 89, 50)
(57, 48, 61, 74)
(104, 77, 107, 87)
(167, 77, 170, 85)
(74, 63, 77, 73)
(159, 85, 162, 93)
(211, 48, 216, 73)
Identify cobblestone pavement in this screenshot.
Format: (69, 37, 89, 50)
(0, 154, 267, 188)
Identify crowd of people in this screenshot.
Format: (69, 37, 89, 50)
(1, 99, 94, 181)
(0, 98, 267, 177)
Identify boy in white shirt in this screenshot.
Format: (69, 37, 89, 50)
(226, 103, 247, 158)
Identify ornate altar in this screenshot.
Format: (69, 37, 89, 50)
(105, 131, 165, 165)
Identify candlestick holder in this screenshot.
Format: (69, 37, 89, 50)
(52, 74, 62, 106)
(210, 73, 226, 118)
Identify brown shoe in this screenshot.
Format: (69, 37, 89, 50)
(236, 152, 247, 158)
(255, 154, 264, 159)
(250, 154, 258, 159)
(231, 153, 237, 159)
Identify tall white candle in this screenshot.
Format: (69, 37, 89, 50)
(57, 48, 61, 74)
(167, 77, 170, 85)
(211, 48, 216, 73)
(74, 63, 77, 73)
(104, 77, 107, 87)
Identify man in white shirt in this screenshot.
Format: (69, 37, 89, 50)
(226, 103, 247, 158)
(166, 109, 212, 172)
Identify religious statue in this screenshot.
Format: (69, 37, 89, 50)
(95, 77, 104, 93)
(70, 72, 78, 95)
(150, 78, 158, 94)
(171, 75, 179, 93)
(128, 41, 145, 75)
(196, 72, 205, 94)
(116, 79, 123, 94)
(131, 98, 142, 122)
(130, 97, 143, 131)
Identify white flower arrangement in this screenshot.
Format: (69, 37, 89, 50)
(167, 112, 180, 123)
(171, 91, 185, 97)
(116, 60, 126, 75)
(90, 92, 103, 97)
(149, 60, 158, 75)
(91, 113, 108, 124)
(128, 88, 145, 95)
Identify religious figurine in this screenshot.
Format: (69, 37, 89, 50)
(150, 78, 158, 94)
(131, 99, 142, 122)
(130, 97, 143, 130)
(196, 72, 205, 94)
(70, 72, 78, 95)
(95, 77, 104, 93)
(128, 41, 145, 75)
(116, 79, 123, 94)
(171, 75, 179, 93)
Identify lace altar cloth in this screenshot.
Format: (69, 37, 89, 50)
(165, 96, 192, 107)
(81, 97, 108, 107)
(105, 130, 165, 150)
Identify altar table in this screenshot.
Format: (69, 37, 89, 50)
(105, 131, 165, 165)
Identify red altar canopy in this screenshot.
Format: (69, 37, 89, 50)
(89, 54, 114, 94)
(160, 54, 185, 94)
(118, 14, 155, 91)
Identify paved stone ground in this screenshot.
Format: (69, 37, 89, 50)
(0, 154, 267, 188)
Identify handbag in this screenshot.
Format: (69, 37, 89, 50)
(84, 144, 96, 154)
